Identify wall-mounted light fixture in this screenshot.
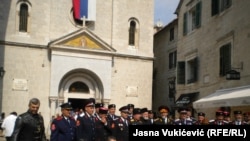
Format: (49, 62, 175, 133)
(0, 67, 5, 78)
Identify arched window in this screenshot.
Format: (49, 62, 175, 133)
(19, 3, 28, 32)
(69, 81, 90, 93)
(129, 21, 136, 46)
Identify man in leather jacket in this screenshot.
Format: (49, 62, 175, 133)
(11, 98, 47, 141)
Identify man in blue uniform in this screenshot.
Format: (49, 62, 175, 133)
(173, 107, 193, 125)
(50, 102, 76, 141)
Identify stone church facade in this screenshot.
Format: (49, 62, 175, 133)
(0, 0, 154, 135)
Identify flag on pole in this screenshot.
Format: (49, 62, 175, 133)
(73, 0, 96, 21)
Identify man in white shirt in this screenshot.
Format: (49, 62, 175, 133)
(1, 111, 17, 141)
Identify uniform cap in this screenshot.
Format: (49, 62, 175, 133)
(99, 107, 108, 114)
(178, 107, 188, 113)
(84, 99, 95, 107)
(198, 112, 205, 117)
(133, 108, 141, 115)
(216, 111, 224, 116)
(127, 104, 135, 108)
(108, 104, 116, 109)
(60, 103, 73, 110)
(95, 103, 104, 108)
(233, 110, 242, 115)
(119, 106, 129, 113)
(140, 108, 148, 113)
(158, 105, 169, 113)
(148, 110, 153, 114)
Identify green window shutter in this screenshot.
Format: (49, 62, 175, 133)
(177, 61, 185, 84)
(211, 0, 219, 16)
(195, 1, 202, 28)
(183, 12, 188, 35)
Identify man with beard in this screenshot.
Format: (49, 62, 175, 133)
(11, 98, 47, 141)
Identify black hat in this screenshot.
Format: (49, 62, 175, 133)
(119, 106, 129, 113)
(127, 104, 134, 108)
(140, 108, 148, 113)
(84, 99, 95, 108)
(95, 103, 104, 108)
(198, 112, 205, 117)
(60, 103, 73, 110)
(216, 111, 224, 116)
(133, 108, 141, 115)
(178, 107, 188, 113)
(99, 107, 108, 114)
(234, 110, 242, 115)
(89, 98, 96, 104)
(158, 105, 170, 113)
(108, 104, 116, 109)
(10, 111, 17, 116)
(148, 110, 153, 114)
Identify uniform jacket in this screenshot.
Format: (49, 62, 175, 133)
(208, 119, 228, 125)
(129, 118, 143, 125)
(229, 120, 248, 125)
(10, 110, 46, 141)
(50, 116, 76, 141)
(113, 117, 129, 141)
(173, 118, 193, 125)
(76, 113, 96, 141)
(154, 117, 173, 125)
(94, 116, 112, 141)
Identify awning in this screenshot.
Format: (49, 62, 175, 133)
(193, 85, 250, 109)
(175, 92, 198, 108)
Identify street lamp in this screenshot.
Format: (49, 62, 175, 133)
(0, 67, 5, 78)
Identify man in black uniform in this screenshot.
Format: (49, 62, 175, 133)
(50, 103, 76, 141)
(95, 107, 113, 141)
(76, 98, 96, 141)
(129, 108, 143, 125)
(113, 106, 129, 141)
(11, 98, 47, 141)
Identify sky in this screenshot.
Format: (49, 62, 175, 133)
(154, 0, 180, 26)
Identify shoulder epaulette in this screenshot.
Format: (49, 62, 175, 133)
(56, 116, 63, 121)
(209, 119, 215, 122)
(174, 119, 180, 122)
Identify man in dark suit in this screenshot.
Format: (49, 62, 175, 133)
(76, 98, 96, 141)
(95, 107, 113, 141)
(113, 106, 129, 141)
(107, 104, 119, 121)
(50, 103, 76, 141)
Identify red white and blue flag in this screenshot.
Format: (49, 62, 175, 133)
(73, 0, 96, 21)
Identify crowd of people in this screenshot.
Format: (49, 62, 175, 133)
(0, 97, 250, 141)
